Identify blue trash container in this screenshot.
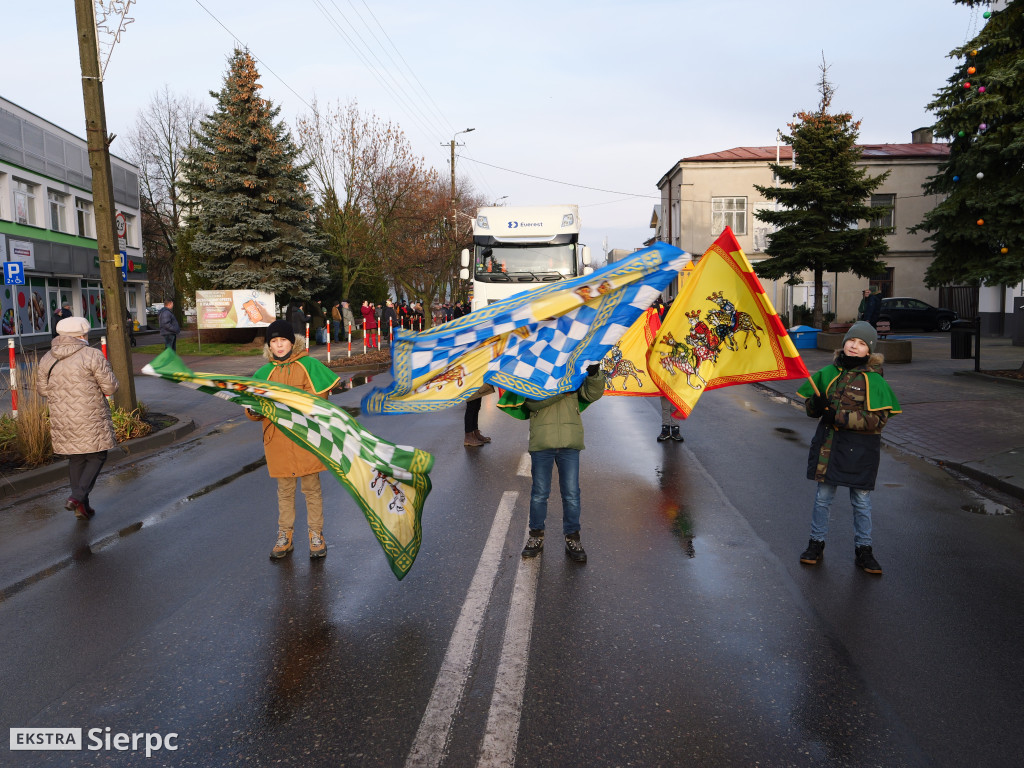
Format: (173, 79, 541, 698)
(788, 325, 820, 349)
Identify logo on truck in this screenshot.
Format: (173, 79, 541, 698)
(506, 221, 542, 229)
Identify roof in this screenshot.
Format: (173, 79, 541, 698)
(681, 143, 950, 163)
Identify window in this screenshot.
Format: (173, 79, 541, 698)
(121, 212, 136, 247)
(76, 198, 94, 238)
(48, 191, 68, 232)
(712, 196, 746, 236)
(13, 180, 37, 226)
(869, 193, 895, 230)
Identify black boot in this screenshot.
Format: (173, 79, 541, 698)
(670, 425, 684, 442)
(855, 545, 883, 574)
(657, 425, 671, 442)
(799, 539, 825, 565)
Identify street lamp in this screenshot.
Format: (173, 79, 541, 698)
(493, 195, 509, 206)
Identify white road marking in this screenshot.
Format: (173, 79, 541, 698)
(404, 490, 520, 768)
(516, 452, 531, 477)
(477, 552, 541, 767)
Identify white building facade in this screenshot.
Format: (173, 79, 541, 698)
(655, 130, 1022, 336)
(0, 96, 147, 341)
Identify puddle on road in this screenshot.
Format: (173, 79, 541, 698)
(962, 497, 1014, 516)
(186, 457, 267, 501)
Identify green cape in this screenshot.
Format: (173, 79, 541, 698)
(797, 364, 901, 413)
(254, 353, 339, 395)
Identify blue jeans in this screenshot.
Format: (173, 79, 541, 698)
(163, 334, 177, 351)
(331, 320, 341, 342)
(529, 448, 581, 535)
(810, 482, 873, 547)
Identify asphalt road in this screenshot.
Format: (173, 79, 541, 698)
(2, 377, 1023, 767)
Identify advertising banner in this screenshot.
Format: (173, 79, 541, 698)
(196, 290, 276, 330)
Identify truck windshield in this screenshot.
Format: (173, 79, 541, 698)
(474, 243, 576, 281)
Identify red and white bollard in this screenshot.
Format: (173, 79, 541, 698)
(101, 335, 108, 359)
(305, 323, 310, 350)
(8, 339, 17, 418)
(347, 324, 352, 358)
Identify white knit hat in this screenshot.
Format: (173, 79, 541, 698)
(56, 316, 90, 337)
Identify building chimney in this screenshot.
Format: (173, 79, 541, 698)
(911, 127, 933, 144)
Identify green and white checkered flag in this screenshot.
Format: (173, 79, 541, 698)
(143, 349, 433, 580)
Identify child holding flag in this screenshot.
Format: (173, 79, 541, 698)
(796, 322, 901, 574)
(247, 320, 340, 559)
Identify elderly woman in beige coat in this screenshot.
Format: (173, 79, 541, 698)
(36, 316, 119, 520)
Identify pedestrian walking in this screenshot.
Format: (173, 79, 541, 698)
(51, 302, 72, 338)
(342, 300, 355, 337)
(503, 364, 606, 563)
(361, 301, 378, 347)
(331, 301, 342, 342)
(857, 286, 882, 327)
(382, 299, 399, 342)
(796, 321, 901, 574)
(288, 301, 308, 336)
(36, 316, 119, 520)
(157, 299, 179, 351)
(246, 320, 341, 560)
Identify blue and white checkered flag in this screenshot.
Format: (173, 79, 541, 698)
(362, 241, 689, 414)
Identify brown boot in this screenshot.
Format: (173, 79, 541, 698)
(464, 431, 485, 447)
(270, 529, 294, 559)
(474, 429, 491, 444)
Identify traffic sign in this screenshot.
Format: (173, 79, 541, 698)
(4, 261, 24, 285)
(120, 250, 128, 281)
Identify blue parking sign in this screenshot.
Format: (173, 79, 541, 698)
(4, 261, 24, 285)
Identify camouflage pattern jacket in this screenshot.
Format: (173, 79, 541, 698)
(797, 353, 901, 491)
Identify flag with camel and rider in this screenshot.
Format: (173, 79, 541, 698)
(647, 227, 810, 418)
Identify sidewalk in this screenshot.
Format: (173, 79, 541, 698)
(3, 332, 1024, 503)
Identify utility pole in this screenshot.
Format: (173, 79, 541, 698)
(74, 0, 136, 410)
(445, 128, 474, 235)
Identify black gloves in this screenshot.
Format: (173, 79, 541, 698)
(820, 406, 836, 426)
(586, 363, 600, 376)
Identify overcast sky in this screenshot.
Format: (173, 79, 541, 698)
(4, 1, 981, 256)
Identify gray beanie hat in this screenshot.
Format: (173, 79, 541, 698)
(843, 320, 878, 353)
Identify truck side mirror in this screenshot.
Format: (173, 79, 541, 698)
(460, 248, 470, 269)
(459, 268, 469, 280)
(580, 245, 591, 267)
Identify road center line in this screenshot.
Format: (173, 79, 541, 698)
(404, 490, 519, 768)
(516, 452, 531, 477)
(477, 551, 541, 768)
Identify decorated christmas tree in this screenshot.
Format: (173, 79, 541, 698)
(914, 1, 1024, 289)
(180, 49, 326, 298)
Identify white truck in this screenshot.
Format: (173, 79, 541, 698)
(459, 204, 592, 311)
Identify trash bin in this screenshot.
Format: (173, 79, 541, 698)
(788, 325, 820, 349)
(950, 319, 974, 359)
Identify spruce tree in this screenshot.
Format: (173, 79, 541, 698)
(913, 1, 1024, 289)
(754, 66, 890, 330)
(180, 49, 326, 299)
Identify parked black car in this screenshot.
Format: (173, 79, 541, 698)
(878, 297, 958, 332)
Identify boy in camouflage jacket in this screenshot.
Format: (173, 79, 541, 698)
(795, 321, 901, 574)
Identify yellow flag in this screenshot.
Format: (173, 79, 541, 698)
(647, 228, 809, 418)
(600, 307, 662, 396)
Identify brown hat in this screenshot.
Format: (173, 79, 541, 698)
(56, 317, 90, 337)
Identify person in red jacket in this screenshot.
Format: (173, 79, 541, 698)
(360, 300, 378, 348)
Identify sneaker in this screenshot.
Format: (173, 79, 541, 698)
(670, 426, 684, 442)
(799, 539, 825, 565)
(309, 529, 327, 559)
(657, 425, 671, 442)
(855, 545, 883, 575)
(65, 497, 93, 520)
(564, 532, 587, 563)
(270, 529, 294, 559)
(464, 431, 485, 447)
(521, 529, 544, 558)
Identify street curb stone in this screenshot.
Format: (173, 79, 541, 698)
(0, 419, 197, 502)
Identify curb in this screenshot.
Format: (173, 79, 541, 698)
(0, 419, 197, 502)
